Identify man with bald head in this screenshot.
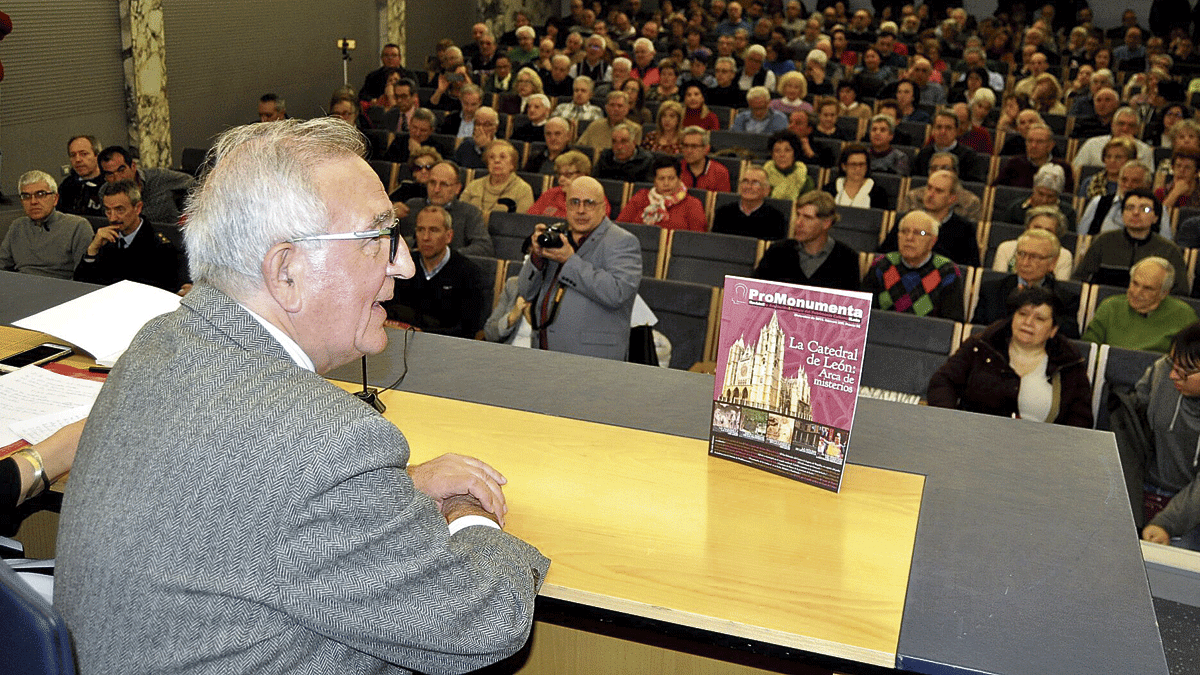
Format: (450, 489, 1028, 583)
(518, 176, 642, 360)
(864, 210, 965, 320)
(1071, 86, 1122, 140)
(1013, 52, 1050, 98)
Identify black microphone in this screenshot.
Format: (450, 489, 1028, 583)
(352, 355, 386, 413)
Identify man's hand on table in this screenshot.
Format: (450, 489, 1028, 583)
(408, 453, 508, 526)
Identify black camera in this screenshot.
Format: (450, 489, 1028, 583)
(537, 223, 569, 249)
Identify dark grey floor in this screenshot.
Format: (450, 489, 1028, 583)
(1154, 597, 1200, 675)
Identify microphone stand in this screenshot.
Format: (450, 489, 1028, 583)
(340, 38, 353, 86)
(353, 355, 386, 413)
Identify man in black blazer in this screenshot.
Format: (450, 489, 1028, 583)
(912, 110, 986, 183)
(972, 228, 1080, 338)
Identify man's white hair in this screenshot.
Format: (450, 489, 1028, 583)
(184, 118, 367, 294)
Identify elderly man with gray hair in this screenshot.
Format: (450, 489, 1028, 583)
(56, 117, 549, 673)
(0, 169, 92, 279)
(1072, 105, 1155, 171)
(1082, 256, 1199, 352)
(976, 213, 1081, 337)
(732, 86, 789, 134)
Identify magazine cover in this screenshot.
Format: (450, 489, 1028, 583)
(710, 277, 872, 493)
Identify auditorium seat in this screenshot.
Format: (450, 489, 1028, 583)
(465, 255, 504, 312)
(637, 277, 720, 369)
(615, 221, 668, 278)
(487, 212, 560, 262)
(516, 171, 549, 198)
(0, 562, 76, 674)
(862, 310, 961, 398)
(1092, 344, 1161, 431)
(369, 160, 398, 193)
(831, 206, 891, 253)
(662, 230, 764, 287)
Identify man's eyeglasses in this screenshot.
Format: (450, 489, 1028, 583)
(898, 228, 931, 237)
(19, 190, 55, 201)
(567, 198, 603, 209)
(413, 163, 436, 171)
(1015, 250, 1052, 261)
(288, 221, 401, 264)
(1124, 204, 1155, 215)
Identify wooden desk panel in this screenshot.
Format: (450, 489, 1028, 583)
(335, 383, 924, 667)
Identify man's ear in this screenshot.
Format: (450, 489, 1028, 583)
(262, 242, 305, 313)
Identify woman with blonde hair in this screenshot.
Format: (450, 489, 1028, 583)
(528, 150, 611, 217)
(498, 67, 544, 114)
(460, 140, 534, 214)
(643, 100, 686, 154)
(770, 71, 811, 116)
(1031, 73, 1065, 115)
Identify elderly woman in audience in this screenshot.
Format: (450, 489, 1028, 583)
(866, 114, 910, 176)
(994, 205, 1074, 281)
(528, 150, 611, 218)
(770, 71, 811, 116)
(622, 78, 652, 125)
(498, 67, 544, 115)
(739, 44, 777, 92)
(823, 144, 890, 209)
(928, 285, 1093, 428)
(553, 75, 604, 122)
(1155, 119, 1200, 186)
(510, 94, 552, 142)
(681, 81, 720, 130)
(390, 146, 443, 207)
(617, 155, 707, 231)
(643, 100, 686, 154)
(648, 60, 681, 103)
(460, 139, 534, 214)
(1156, 150, 1200, 209)
(1079, 136, 1136, 200)
(763, 129, 815, 200)
(1031, 74, 1066, 115)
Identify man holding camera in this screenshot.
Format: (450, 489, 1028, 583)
(518, 176, 641, 361)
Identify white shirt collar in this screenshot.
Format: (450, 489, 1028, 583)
(238, 303, 316, 372)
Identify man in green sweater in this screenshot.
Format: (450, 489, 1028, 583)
(1082, 257, 1199, 352)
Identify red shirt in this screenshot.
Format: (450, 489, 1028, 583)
(683, 109, 720, 131)
(680, 158, 732, 193)
(617, 189, 707, 231)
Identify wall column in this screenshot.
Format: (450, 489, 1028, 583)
(387, 0, 405, 62)
(118, 0, 172, 168)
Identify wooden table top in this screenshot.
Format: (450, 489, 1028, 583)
(334, 382, 925, 668)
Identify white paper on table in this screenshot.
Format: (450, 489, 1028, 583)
(13, 279, 181, 365)
(10, 404, 93, 445)
(0, 365, 104, 447)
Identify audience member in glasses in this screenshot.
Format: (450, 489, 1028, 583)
(929, 285, 1092, 427)
(74, 180, 188, 293)
(1138, 322, 1200, 551)
(0, 170, 92, 279)
(398, 161, 493, 256)
(56, 118, 548, 673)
(863, 210, 965, 321)
(518, 176, 641, 360)
(1072, 189, 1187, 295)
(713, 166, 789, 240)
(975, 225, 1080, 338)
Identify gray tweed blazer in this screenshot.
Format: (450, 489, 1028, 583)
(55, 283, 549, 674)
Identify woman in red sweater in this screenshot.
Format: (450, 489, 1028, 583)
(617, 155, 707, 231)
(681, 82, 720, 131)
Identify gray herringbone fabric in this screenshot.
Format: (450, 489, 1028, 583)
(55, 283, 549, 674)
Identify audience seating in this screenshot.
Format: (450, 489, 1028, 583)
(616, 221, 669, 278)
(0, 561, 77, 675)
(831, 206, 891, 253)
(465, 255, 504, 313)
(871, 173, 904, 210)
(862, 310, 961, 398)
(707, 155, 746, 187)
(596, 178, 630, 213)
(368, 160, 398, 193)
(637, 277, 720, 369)
(363, 130, 393, 161)
(486, 211, 558, 262)
(662, 230, 764, 287)
(709, 130, 770, 158)
(708, 105, 735, 130)
(179, 148, 209, 177)
(1092, 344, 1161, 431)
(516, 171, 549, 198)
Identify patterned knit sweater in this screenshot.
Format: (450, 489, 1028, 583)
(864, 251, 965, 321)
